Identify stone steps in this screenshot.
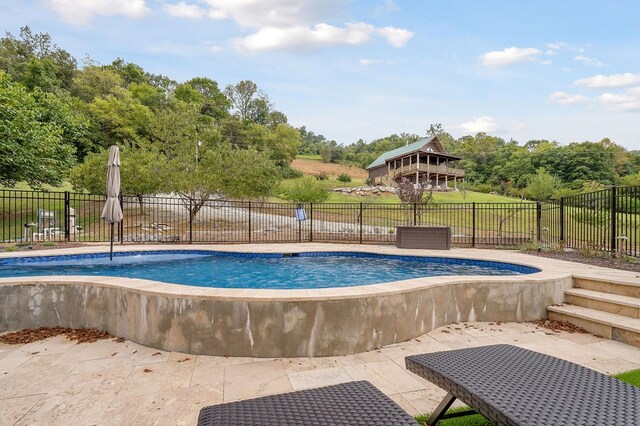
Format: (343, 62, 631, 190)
(548, 275, 640, 348)
(548, 304, 640, 347)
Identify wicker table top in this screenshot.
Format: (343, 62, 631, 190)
(197, 380, 418, 426)
(406, 344, 640, 426)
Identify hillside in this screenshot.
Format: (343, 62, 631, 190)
(291, 158, 368, 179)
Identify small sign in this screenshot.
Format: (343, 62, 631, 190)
(295, 207, 307, 221)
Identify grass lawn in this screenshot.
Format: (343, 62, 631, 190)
(1, 181, 74, 192)
(415, 368, 640, 425)
(295, 154, 322, 161)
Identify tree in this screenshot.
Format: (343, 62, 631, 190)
(525, 168, 562, 201)
(71, 66, 123, 102)
(185, 77, 230, 118)
(0, 72, 76, 187)
(69, 143, 166, 214)
(282, 177, 329, 203)
(224, 80, 273, 123)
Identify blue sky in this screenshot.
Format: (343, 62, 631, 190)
(2, 0, 640, 150)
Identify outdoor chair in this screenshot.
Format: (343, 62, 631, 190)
(406, 344, 640, 425)
(197, 380, 418, 425)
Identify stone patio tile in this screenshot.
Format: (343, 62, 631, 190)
(441, 335, 504, 350)
(396, 385, 468, 417)
(223, 360, 291, 402)
(380, 339, 450, 367)
(282, 357, 317, 373)
(310, 354, 366, 369)
(288, 366, 352, 391)
(344, 360, 425, 395)
(4, 336, 76, 359)
(55, 338, 129, 363)
(493, 330, 561, 345)
(428, 326, 470, 342)
(554, 332, 608, 345)
(0, 349, 13, 361)
(15, 366, 131, 425)
(584, 340, 640, 363)
(517, 341, 614, 365)
(189, 357, 224, 400)
(0, 394, 46, 425)
(0, 354, 76, 399)
(358, 349, 392, 363)
(583, 358, 640, 375)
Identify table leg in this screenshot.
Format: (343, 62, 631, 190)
(427, 392, 456, 425)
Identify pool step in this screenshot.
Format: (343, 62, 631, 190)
(573, 276, 640, 298)
(564, 288, 640, 318)
(547, 275, 640, 348)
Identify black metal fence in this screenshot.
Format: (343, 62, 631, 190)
(2, 186, 638, 257)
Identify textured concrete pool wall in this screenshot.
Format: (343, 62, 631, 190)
(0, 276, 572, 357)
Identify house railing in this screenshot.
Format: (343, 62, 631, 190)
(391, 163, 465, 178)
(1, 186, 638, 257)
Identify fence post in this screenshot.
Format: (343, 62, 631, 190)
(536, 201, 542, 242)
(248, 201, 252, 243)
(64, 191, 70, 242)
(309, 203, 313, 242)
(189, 198, 193, 244)
(359, 202, 363, 244)
(413, 202, 417, 226)
(559, 197, 565, 243)
(471, 202, 476, 248)
(118, 194, 124, 243)
(611, 186, 617, 254)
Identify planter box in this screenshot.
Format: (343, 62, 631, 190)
(396, 226, 451, 250)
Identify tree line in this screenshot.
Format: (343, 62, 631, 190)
(2, 27, 639, 205)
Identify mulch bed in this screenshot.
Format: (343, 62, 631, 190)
(0, 326, 113, 344)
(522, 249, 640, 273)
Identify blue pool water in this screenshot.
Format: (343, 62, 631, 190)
(0, 250, 539, 289)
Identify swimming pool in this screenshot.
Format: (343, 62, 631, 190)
(0, 250, 539, 289)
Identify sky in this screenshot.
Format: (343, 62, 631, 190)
(1, 0, 640, 150)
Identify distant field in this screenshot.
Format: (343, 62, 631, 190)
(291, 158, 368, 179)
(1, 181, 74, 192)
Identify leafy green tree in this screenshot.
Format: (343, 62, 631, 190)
(525, 168, 562, 201)
(89, 87, 155, 147)
(185, 77, 230, 119)
(71, 66, 123, 102)
(282, 177, 329, 203)
(241, 122, 300, 167)
(0, 72, 76, 187)
(0, 27, 77, 91)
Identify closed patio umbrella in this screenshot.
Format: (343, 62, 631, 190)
(101, 145, 123, 260)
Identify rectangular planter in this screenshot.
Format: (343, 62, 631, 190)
(396, 226, 451, 250)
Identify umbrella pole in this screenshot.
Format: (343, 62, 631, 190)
(110, 223, 114, 261)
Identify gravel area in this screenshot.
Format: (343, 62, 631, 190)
(521, 249, 640, 273)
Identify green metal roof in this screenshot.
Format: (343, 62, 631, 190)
(366, 136, 436, 169)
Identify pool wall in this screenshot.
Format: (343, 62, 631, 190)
(0, 253, 572, 357)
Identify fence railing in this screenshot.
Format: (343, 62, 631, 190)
(2, 186, 638, 257)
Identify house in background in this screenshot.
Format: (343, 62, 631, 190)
(366, 135, 465, 189)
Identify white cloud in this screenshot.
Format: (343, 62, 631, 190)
(480, 47, 542, 67)
(233, 22, 377, 52)
(574, 55, 604, 67)
(164, 1, 206, 19)
(575, 73, 640, 89)
(460, 116, 499, 133)
(540, 60, 552, 65)
(598, 93, 640, 112)
(45, 0, 149, 26)
(548, 91, 589, 105)
(375, 26, 414, 47)
(202, 0, 347, 28)
(546, 41, 568, 50)
(166, 0, 413, 52)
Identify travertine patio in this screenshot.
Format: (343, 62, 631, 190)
(2, 321, 640, 425)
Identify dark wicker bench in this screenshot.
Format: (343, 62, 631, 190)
(197, 380, 418, 425)
(406, 344, 640, 425)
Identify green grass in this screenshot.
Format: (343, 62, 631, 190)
(615, 368, 640, 387)
(414, 369, 640, 425)
(415, 406, 491, 426)
(1, 180, 74, 192)
(296, 154, 322, 160)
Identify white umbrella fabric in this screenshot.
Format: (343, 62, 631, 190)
(101, 145, 123, 260)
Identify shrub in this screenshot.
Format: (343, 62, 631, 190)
(280, 166, 303, 179)
(314, 171, 329, 180)
(337, 173, 351, 183)
(284, 177, 329, 203)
